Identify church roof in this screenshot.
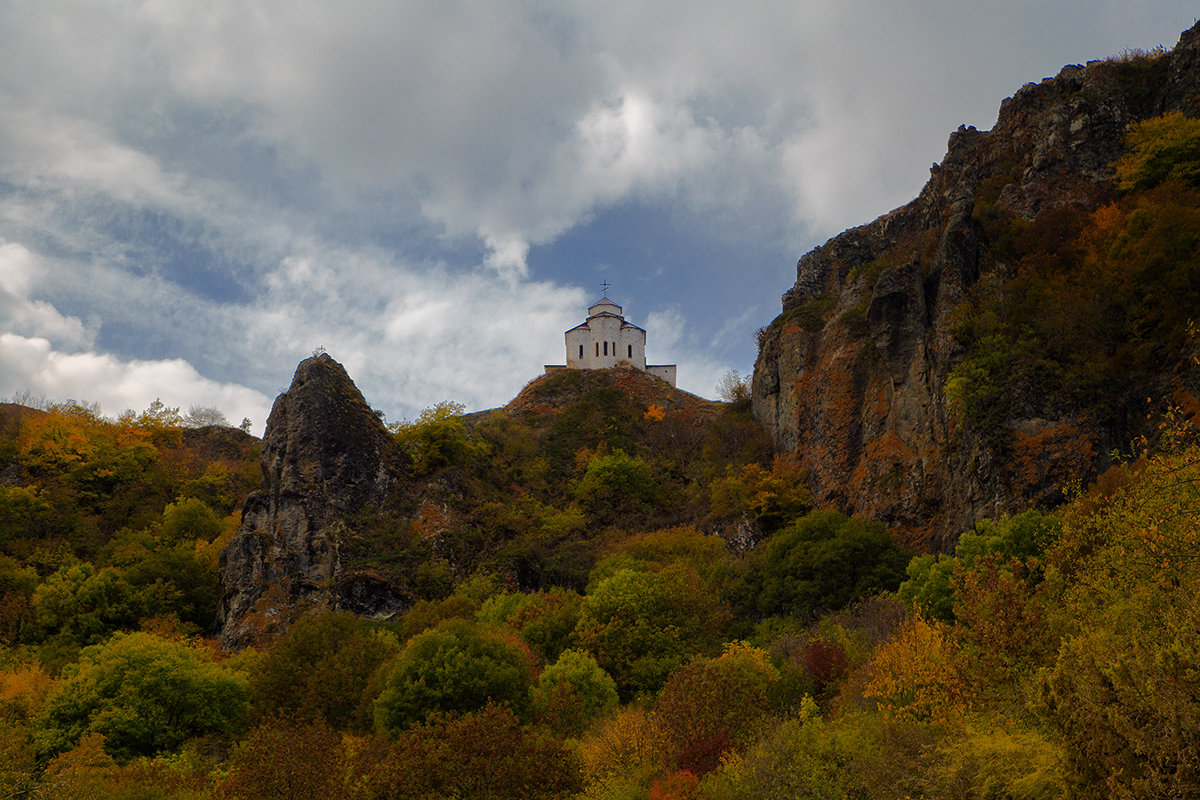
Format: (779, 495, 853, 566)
(565, 296, 646, 336)
(588, 298, 622, 315)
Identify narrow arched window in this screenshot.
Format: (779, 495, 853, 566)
(595, 343, 599, 357)
(603, 341, 608, 356)
(579, 345, 584, 358)
(627, 344, 632, 358)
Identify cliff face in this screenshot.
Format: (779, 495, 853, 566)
(217, 354, 403, 648)
(753, 22, 1200, 549)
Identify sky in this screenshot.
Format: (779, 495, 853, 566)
(1, 1, 1196, 433)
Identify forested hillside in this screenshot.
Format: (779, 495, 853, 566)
(3, 358, 1200, 798)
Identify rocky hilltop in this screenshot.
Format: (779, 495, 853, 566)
(506, 365, 721, 418)
(217, 354, 403, 648)
(754, 22, 1200, 548)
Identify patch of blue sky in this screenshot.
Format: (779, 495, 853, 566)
(528, 198, 793, 362)
(95, 207, 250, 304)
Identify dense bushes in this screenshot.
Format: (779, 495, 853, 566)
(575, 565, 730, 699)
(899, 510, 1059, 622)
(1114, 111, 1200, 191)
(31, 631, 247, 762)
(574, 449, 660, 516)
(373, 619, 534, 734)
(248, 611, 399, 731)
(529, 649, 619, 735)
(738, 510, 910, 620)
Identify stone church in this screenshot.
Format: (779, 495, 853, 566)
(545, 297, 677, 386)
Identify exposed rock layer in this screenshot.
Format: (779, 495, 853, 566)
(217, 354, 402, 648)
(753, 23, 1200, 548)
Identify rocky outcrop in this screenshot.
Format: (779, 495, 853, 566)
(217, 354, 403, 648)
(753, 22, 1200, 549)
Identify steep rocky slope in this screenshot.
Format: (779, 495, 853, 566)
(753, 22, 1200, 548)
(218, 354, 403, 648)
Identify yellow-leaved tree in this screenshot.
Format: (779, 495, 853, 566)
(1040, 410, 1200, 798)
(863, 615, 969, 724)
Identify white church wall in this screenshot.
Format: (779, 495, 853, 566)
(549, 298, 675, 386)
(618, 326, 646, 369)
(587, 314, 623, 368)
(565, 328, 589, 367)
(647, 365, 677, 385)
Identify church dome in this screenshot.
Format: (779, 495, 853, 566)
(588, 298, 623, 317)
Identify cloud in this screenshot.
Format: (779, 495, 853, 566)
(644, 305, 738, 400)
(644, 307, 687, 356)
(9, 5, 1195, 220)
(243, 247, 590, 418)
(6, 0, 1191, 268)
(2, 1, 795, 274)
(482, 237, 532, 281)
(711, 304, 767, 353)
(0, 241, 95, 349)
(0, 235, 279, 429)
(0, 105, 186, 208)
(0, 333, 271, 431)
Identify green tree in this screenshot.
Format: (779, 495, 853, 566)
(157, 497, 223, 545)
(899, 511, 1059, 622)
(920, 718, 1067, 800)
(0, 486, 62, 553)
(356, 703, 582, 800)
(120, 543, 220, 631)
(574, 449, 659, 516)
(0, 555, 37, 646)
(1041, 600, 1200, 799)
(477, 586, 583, 664)
(741, 510, 909, 620)
(1038, 431, 1200, 797)
(373, 619, 533, 735)
(32, 563, 142, 649)
(249, 611, 399, 732)
(529, 648, 618, 736)
(391, 400, 490, 476)
(701, 711, 871, 800)
(1114, 111, 1200, 191)
(31, 631, 248, 762)
(575, 565, 730, 699)
(708, 458, 812, 535)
